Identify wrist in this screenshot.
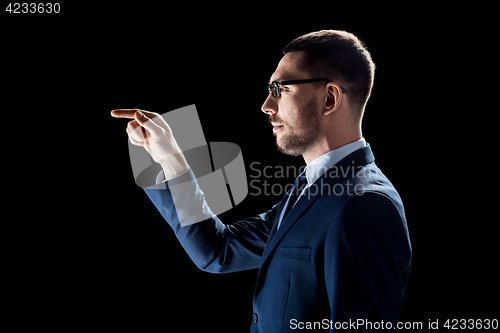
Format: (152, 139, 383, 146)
(160, 152, 189, 180)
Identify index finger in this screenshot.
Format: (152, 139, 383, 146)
(111, 109, 159, 119)
(110, 109, 139, 118)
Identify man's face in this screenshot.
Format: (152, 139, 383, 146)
(262, 52, 322, 157)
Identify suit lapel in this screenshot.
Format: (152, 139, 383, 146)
(259, 144, 375, 268)
(260, 186, 322, 265)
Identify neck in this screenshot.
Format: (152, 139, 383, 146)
(302, 126, 362, 165)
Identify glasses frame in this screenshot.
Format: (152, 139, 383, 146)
(267, 78, 348, 98)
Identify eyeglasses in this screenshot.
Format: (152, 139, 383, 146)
(267, 78, 348, 98)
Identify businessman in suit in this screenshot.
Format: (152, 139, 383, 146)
(111, 30, 411, 332)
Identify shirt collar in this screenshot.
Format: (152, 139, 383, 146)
(304, 138, 366, 186)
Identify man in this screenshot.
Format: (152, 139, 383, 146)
(111, 30, 411, 332)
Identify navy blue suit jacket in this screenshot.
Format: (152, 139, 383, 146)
(144, 145, 412, 332)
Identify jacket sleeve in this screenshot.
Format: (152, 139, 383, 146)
(324, 192, 412, 331)
(143, 168, 278, 274)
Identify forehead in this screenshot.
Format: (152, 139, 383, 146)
(269, 51, 308, 82)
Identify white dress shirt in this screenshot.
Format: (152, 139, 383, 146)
(276, 138, 366, 229)
(296, 138, 366, 202)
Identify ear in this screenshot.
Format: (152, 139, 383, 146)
(324, 83, 343, 115)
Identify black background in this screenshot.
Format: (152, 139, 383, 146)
(3, 3, 496, 331)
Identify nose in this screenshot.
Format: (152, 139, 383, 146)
(261, 93, 278, 115)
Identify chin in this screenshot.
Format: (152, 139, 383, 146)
(274, 135, 302, 157)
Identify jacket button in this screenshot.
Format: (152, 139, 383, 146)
(252, 313, 258, 324)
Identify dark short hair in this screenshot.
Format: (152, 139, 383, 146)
(283, 30, 375, 120)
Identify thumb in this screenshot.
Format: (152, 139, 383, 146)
(135, 111, 162, 136)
